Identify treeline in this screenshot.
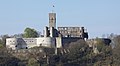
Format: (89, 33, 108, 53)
(0, 35, 119, 66)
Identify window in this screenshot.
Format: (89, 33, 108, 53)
(65, 28, 67, 30)
(26, 47, 28, 49)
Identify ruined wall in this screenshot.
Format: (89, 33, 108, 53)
(62, 37, 83, 47)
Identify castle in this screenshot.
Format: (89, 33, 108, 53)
(6, 12, 88, 50)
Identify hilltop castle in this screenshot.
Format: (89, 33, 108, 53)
(6, 12, 88, 50)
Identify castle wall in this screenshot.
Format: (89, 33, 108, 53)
(6, 37, 56, 50)
(58, 27, 82, 37)
(6, 38, 17, 50)
(56, 37, 62, 48)
(19, 38, 37, 49)
(62, 37, 83, 47)
(36, 37, 55, 48)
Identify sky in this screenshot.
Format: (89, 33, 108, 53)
(0, 0, 120, 38)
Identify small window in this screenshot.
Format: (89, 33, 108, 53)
(15, 45, 17, 47)
(26, 47, 28, 49)
(65, 28, 67, 30)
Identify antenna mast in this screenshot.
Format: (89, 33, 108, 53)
(52, 1, 55, 13)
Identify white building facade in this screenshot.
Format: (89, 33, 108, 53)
(6, 37, 57, 50)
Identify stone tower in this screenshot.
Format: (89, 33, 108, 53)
(49, 13, 56, 28)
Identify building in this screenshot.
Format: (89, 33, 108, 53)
(6, 37, 56, 50)
(49, 13, 56, 28)
(6, 12, 88, 50)
(58, 27, 88, 38)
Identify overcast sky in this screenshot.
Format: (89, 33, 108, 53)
(0, 0, 120, 38)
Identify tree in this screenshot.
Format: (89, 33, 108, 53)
(0, 48, 21, 66)
(23, 27, 39, 38)
(27, 58, 39, 66)
(0, 35, 10, 47)
(55, 39, 93, 66)
(12, 33, 24, 38)
(112, 35, 120, 65)
(0, 40, 4, 48)
(90, 37, 113, 66)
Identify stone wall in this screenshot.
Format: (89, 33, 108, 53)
(62, 37, 83, 47)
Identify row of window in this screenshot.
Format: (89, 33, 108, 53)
(7, 40, 35, 43)
(58, 27, 80, 30)
(59, 31, 81, 34)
